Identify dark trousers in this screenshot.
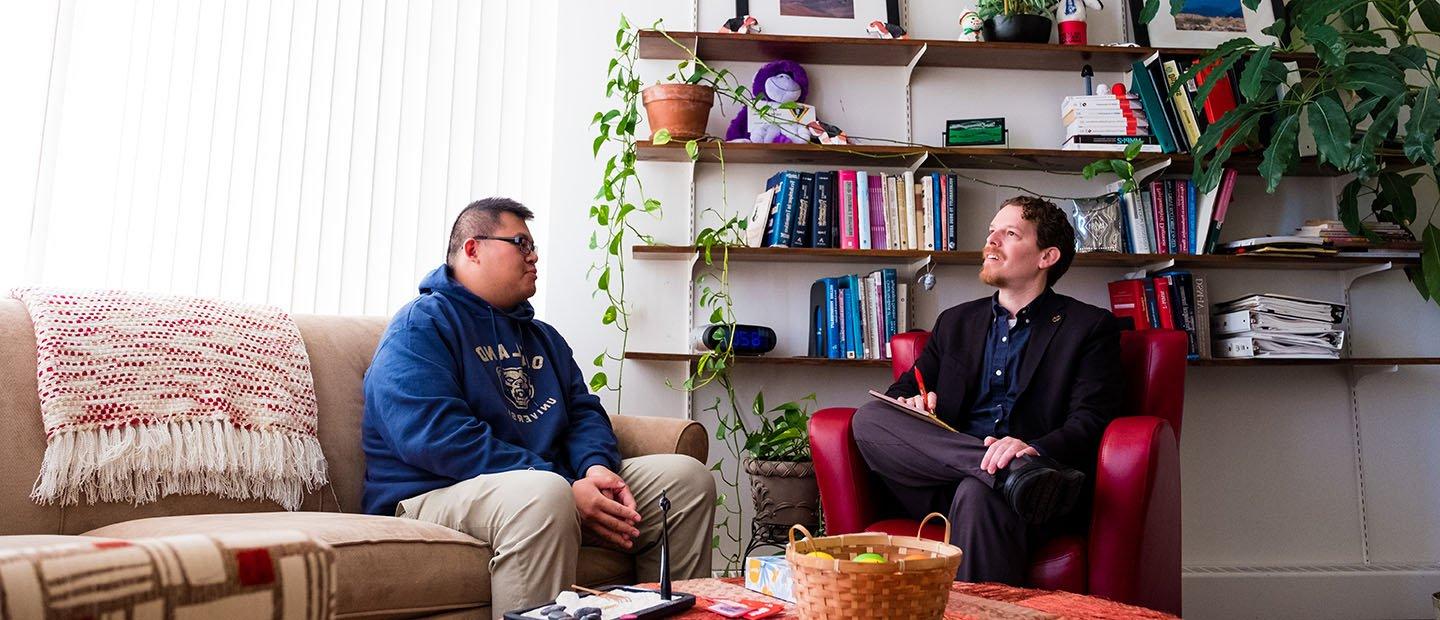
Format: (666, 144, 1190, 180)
(851, 401, 1041, 585)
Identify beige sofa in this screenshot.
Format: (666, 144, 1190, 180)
(0, 299, 708, 619)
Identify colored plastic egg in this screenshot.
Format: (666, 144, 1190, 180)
(807, 551, 835, 560)
(853, 552, 887, 563)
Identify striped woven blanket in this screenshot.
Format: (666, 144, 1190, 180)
(12, 288, 326, 509)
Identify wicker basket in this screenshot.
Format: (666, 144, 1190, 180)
(784, 513, 963, 620)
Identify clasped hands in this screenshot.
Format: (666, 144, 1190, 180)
(571, 464, 641, 551)
(899, 391, 1038, 474)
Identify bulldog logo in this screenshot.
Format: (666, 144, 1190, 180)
(497, 366, 534, 411)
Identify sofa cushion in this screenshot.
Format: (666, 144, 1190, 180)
(85, 512, 490, 618)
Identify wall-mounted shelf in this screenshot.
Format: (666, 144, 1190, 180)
(625, 351, 1440, 368)
(637, 30, 1316, 72)
(635, 141, 1396, 177)
(632, 245, 1420, 270)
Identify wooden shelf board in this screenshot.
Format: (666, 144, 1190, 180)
(637, 31, 1316, 72)
(625, 351, 1440, 368)
(635, 141, 1377, 177)
(632, 246, 1419, 270)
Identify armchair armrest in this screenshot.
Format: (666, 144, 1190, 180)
(610, 414, 708, 463)
(809, 407, 880, 535)
(1087, 415, 1181, 615)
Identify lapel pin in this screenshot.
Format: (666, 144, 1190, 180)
(1051, 314, 1061, 323)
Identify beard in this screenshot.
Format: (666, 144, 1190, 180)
(979, 257, 1005, 287)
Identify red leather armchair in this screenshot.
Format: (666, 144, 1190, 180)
(809, 329, 1186, 615)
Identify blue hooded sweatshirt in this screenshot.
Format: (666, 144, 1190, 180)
(361, 265, 620, 516)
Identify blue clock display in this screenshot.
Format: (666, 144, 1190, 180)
(692, 324, 776, 355)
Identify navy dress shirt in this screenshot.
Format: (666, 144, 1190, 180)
(960, 290, 1049, 440)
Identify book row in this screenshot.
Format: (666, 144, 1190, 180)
(751, 170, 965, 251)
(806, 269, 912, 360)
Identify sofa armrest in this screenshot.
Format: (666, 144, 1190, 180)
(1087, 415, 1181, 615)
(809, 407, 879, 535)
(0, 530, 335, 618)
(610, 414, 708, 463)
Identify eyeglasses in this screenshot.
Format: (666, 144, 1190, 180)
(471, 234, 537, 257)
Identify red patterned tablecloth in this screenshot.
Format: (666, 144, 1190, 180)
(638, 577, 1177, 620)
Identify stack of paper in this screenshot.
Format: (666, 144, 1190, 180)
(1212, 293, 1347, 359)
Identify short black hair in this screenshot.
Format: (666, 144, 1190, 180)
(447, 198, 535, 265)
(1004, 195, 1075, 287)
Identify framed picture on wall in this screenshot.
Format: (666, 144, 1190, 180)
(735, 0, 903, 37)
(1129, 0, 1283, 48)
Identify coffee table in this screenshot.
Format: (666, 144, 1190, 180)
(636, 577, 1178, 619)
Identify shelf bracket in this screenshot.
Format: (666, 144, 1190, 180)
(1339, 261, 1390, 359)
(1344, 361, 1400, 567)
(1124, 258, 1175, 280)
(904, 43, 928, 144)
(907, 151, 931, 172)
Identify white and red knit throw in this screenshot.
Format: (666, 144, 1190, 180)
(12, 288, 327, 510)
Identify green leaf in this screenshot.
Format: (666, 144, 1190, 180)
(1424, 225, 1440, 304)
(653, 128, 671, 145)
(608, 232, 622, 256)
(593, 352, 605, 367)
(1347, 96, 1384, 126)
(685, 140, 700, 161)
(1338, 30, 1385, 47)
(1109, 159, 1135, 180)
(643, 198, 661, 212)
(597, 267, 610, 291)
(1261, 16, 1288, 39)
(596, 205, 610, 226)
(1340, 3, 1369, 29)
(1421, 0, 1440, 31)
(709, 307, 723, 323)
(1240, 46, 1274, 101)
(1197, 113, 1263, 191)
(1391, 46, 1429, 72)
(1140, 0, 1160, 23)
(1348, 97, 1405, 176)
(1308, 23, 1345, 67)
(592, 134, 606, 157)
(589, 371, 607, 391)
(1124, 140, 1144, 159)
(602, 305, 618, 325)
(589, 231, 599, 250)
(1081, 160, 1112, 180)
(1378, 172, 1417, 225)
(1404, 86, 1440, 165)
(1341, 65, 1406, 98)
(1307, 94, 1353, 167)
(1259, 112, 1301, 192)
(1188, 45, 1251, 114)
(1338, 179, 1364, 236)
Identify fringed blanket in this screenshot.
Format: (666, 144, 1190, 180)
(13, 289, 326, 510)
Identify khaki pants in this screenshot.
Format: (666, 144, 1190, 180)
(396, 453, 715, 619)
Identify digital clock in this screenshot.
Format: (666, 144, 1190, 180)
(690, 324, 777, 355)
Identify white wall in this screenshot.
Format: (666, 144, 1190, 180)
(547, 2, 1440, 617)
(1, 0, 557, 317)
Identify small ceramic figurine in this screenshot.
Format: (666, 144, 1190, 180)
(719, 15, 761, 34)
(1058, 0, 1104, 45)
(807, 121, 851, 145)
(958, 11, 985, 42)
(865, 20, 908, 39)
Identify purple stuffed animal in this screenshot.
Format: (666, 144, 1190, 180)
(725, 60, 810, 143)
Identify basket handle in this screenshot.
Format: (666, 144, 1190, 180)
(916, 512, 951, 543)
(788, 524, 814, 546)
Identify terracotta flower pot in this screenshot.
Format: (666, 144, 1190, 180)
(640, 83, 715, 141)
(744, 457, 820, 531)
(983, 15, 1054, 43)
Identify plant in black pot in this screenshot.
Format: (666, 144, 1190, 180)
(741, 394, 821, 552)
(976, 0, 1058, 43)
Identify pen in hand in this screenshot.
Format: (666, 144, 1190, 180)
(913, 368, 933, 414)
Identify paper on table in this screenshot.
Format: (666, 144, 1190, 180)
(868, 390, 958, 433)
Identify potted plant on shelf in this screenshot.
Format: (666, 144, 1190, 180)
(975, 0, 1058, 43)
(741, 395, 821, 536)
(640, 61, 716, 141)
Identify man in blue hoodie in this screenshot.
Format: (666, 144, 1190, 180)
(362, 198, 716, 617)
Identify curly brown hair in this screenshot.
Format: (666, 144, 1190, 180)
(1003, 195, 1075, 287)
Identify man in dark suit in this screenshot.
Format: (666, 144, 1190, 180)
(851, 195, 1123, 584)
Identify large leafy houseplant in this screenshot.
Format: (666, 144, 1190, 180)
(1141, 0, 1440, 305)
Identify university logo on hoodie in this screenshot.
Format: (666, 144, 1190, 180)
(497, 366, 534, 410)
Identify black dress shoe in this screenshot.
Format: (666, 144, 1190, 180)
(995, 455, 1086, 525)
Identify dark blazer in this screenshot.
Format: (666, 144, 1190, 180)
(885, 291, 1123, 471)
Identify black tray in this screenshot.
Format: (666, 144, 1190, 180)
(503, 586, 696, 620)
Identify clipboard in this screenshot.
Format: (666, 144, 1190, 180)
(868, 390, 959, 433)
